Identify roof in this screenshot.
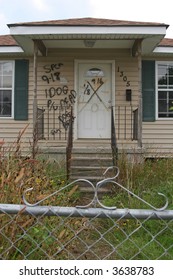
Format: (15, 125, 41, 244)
(8, 17, 169, 28)
(159, 38, 173, 47)
(0, 35, 18, 46)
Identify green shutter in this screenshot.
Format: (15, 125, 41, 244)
(142, 60, 155, 122)
(14, 59, 29, 120)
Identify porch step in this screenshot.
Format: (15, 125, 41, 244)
(69, 145, 113, 190)
(70, 166, 108, 177)
(71, 156, 113, 167)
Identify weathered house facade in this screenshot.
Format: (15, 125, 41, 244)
(1, 17, 173, 162)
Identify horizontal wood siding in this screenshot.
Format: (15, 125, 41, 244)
(143, 121, 173, 156)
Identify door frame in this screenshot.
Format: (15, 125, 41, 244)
(74, 60, 115, 140)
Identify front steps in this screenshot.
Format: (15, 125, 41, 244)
(69, 141, 114, 190)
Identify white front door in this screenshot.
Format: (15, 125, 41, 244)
(77, 62, 113, 138)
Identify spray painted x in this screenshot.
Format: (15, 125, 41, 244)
(79, 80, 108, 113)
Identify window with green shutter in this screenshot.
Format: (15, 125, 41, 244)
(142, 60, 156, 122)
(14, 59, 29, 120)
(0, 59, 29, 120)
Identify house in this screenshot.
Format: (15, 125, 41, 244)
(1, 17, 173, 172)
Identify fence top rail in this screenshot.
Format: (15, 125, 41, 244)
(0, 204, 173, 220)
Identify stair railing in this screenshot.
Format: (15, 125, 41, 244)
(133, 108, 138, 140)
(111, 106, 118, 165)
(66, 106, 74, 180)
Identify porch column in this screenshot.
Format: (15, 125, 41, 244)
(33, 41, 38, 134)
(132, 39, 143, 148)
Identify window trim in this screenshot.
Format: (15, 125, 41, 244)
(0, 60, 14, 119)
(156, 61, 173, 120)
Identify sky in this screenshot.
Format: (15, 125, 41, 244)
(0, 0, 173, 38)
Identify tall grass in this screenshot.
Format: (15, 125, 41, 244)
(0, 126, 76, 206)
(102, 153, 173, 210)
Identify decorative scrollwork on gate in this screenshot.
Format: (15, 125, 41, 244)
(23, 166, 168, 211)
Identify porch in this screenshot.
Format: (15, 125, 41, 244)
(37, 104, 140, 181)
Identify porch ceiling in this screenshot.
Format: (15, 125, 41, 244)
(43, 39, 134, 49)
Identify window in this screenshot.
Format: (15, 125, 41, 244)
(157, 62, 173, 118)
(86, 68, 104, 77)
(0, 61, 14, 117)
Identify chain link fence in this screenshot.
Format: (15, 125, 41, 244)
(0, 170, 173, 260)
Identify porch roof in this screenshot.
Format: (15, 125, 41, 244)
(0, 17, 172, 56)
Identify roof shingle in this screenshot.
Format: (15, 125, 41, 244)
(159, 38, 173, 47)
(0, 35, 18, 46)
(8, 17, 169, 28)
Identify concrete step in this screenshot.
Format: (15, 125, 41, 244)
(70, 165, 106, 177)
(70, 175, 104, 181)
(69, 144, 113, 188)
(71, 156, 113, 167)
(71, 148, 112, 155)
(70, 164, 114, 181)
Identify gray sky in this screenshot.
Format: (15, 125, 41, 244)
(0, 0, 172, 38)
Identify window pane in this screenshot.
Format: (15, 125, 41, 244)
(3, 75, 12, 87)
(0, 90, 12, 117)
(86, 68, 104, 77)
(158, 99, 167, 113)
(159, 112, 173, 118)
(3, 62, 12, 75)
(158, 91, 167, 99)
(0, 61, 13, 88)
(0, 76, 2, 88)
(168, 91, 173, 113)
(158, 64, 173, 88)
(158, 64, 167, 76)
(158, 75, 167, 86)
(169, 76, 173, 88)
(158, 64, 167, 87)
(169, 99, 173, 111)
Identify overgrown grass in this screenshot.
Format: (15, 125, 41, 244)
(0, 131, 173, 259)
(101, 154, 173, 210)
(0, 127, 79, 206)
